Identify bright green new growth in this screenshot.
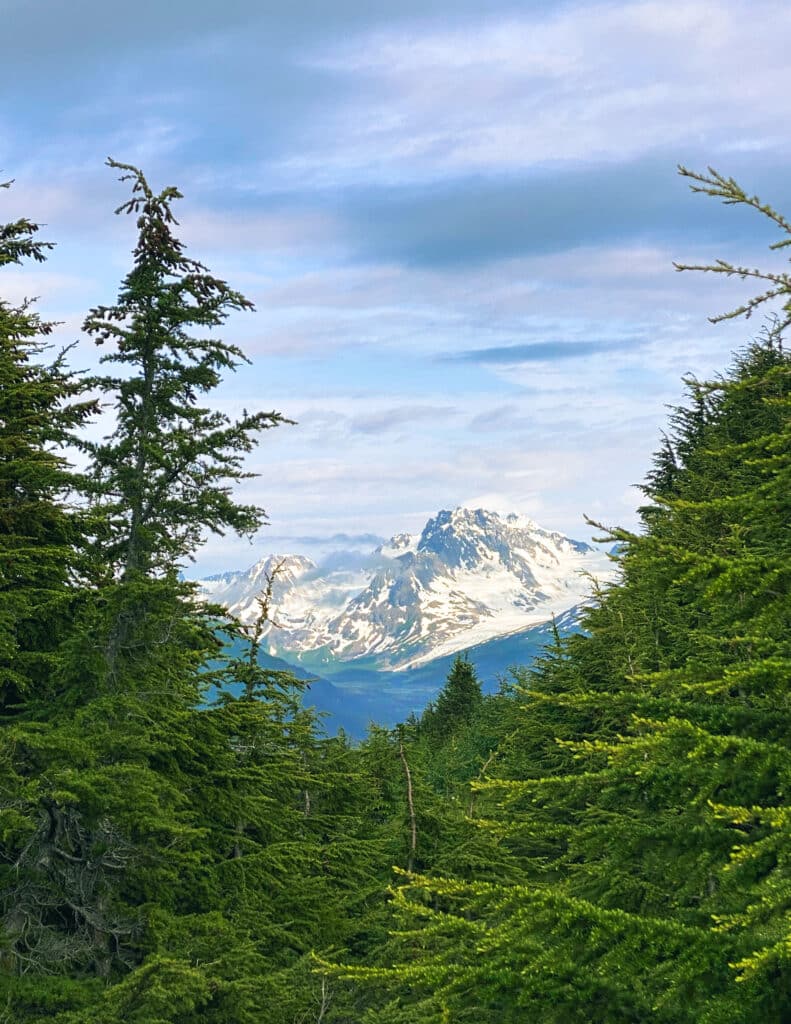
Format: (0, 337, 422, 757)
(325, 169, 791, 1022)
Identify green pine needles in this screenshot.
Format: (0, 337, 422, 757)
(0, 185, 97, 716)
(80, 159, 291, 692)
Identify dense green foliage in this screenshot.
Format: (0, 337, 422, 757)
(0, 162, 788, 1022)
(338, 333, 790, 1023)
(0, 186, 97, 716)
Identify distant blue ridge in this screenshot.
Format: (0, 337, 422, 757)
(206, 614, 585, 740)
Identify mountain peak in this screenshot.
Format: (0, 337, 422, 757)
(251, 553, 316, 576)
(196, 506, 611, 670)
(377, 532, 418, 559)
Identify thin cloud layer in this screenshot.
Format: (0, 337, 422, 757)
(445, 339, 640, 364)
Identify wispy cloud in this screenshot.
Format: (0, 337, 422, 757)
(349, 404, 459, 435)
(444, 339, 639, 364)
(283, 0, 791, 185)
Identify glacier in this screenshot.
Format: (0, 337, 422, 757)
(197, 507, 615, 673)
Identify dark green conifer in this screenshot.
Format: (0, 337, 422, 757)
(0, 160, 294, 1000)
(1, 161, 395, 1024)
(421, 653, 483, 743)
(77, 158, 289, 692)
(0, 181, 96, 714)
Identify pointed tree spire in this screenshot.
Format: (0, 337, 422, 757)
(80, 158, 293, 688)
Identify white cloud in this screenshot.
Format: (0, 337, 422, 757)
(177, 206, 339, 254)
(280, 0, 791, 184)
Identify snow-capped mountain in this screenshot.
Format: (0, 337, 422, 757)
(197, 508, 614, 670)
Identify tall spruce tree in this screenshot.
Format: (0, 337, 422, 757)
(0, 181, 96, 714)
(76, 158, 289, 692)
(1, 161, 401, 1024)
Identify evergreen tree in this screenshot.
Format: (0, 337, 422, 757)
(76, 157, 290, 692)
(2, 160, 399, 1024)
(0, 160, 295, 1005)
(421, 654, 483, 745)
(0, 181, 96, 714)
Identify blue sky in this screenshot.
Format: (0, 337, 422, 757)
(2, 0, 790, 573)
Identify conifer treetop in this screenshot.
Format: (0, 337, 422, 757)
(675, 165, 791, 336)
(0, 177, 55, 269)
(82, 157, 292, 579)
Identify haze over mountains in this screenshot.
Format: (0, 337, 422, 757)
(198, 508, 614, 688)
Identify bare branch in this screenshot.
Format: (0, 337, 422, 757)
(675, 165, 791, 332)
(397, 734, 417, 873)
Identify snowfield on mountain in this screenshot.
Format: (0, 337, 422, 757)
(197, 508, 615, 669)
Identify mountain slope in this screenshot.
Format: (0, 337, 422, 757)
(197, 508, 613, 670)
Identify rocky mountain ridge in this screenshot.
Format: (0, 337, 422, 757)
(197, 507, 614, 670)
